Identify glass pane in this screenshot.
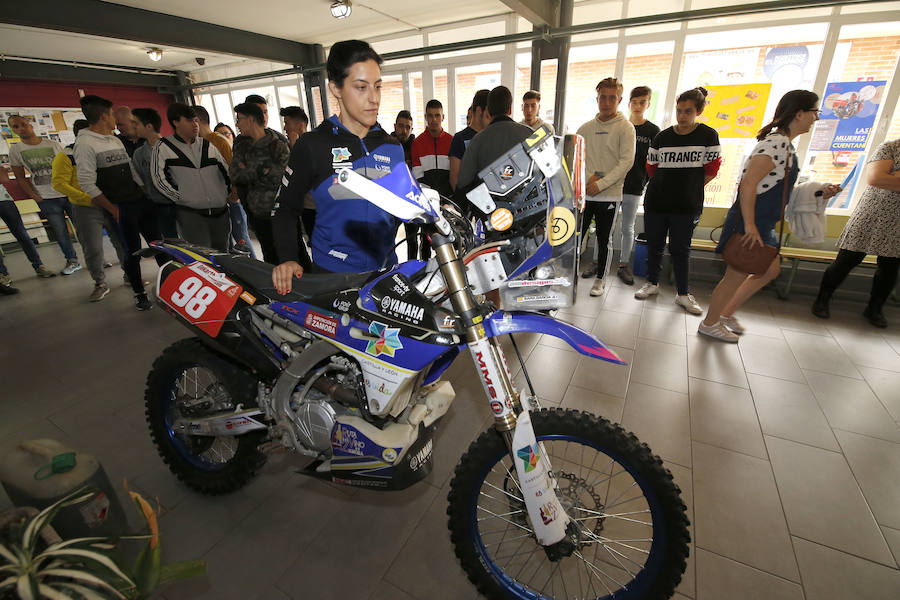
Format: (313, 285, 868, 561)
(231, 85, 280, 131)
(378, 74, 405, 132)
(409, 72, 424, 136)
(623, 41, 675, 125)
(455, 63, 501, 133)
(195, 94, 217, 126)
(277, 85, 302, 113)
(808, 22, 900, 210)
(432, 68, 449, 128)
(566, 43, 617, 135)
(514, 53, 532, 122)
(213, 93, 235, 133)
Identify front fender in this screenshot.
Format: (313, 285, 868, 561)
(484, 311, 626, 365)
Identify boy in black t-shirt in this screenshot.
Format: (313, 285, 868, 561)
(619, 86, 660, 285)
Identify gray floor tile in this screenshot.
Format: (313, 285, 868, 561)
(560, 384, 625, 423)
(601, 283, 644, 315)
(692, 441, 799, 582)
(570, 345, 634, 398)
(539, 313, 595, 351)
(369, 580, 417, 600)
(782, 329, 861, 379)
(765, 435, 894, 566)
(512, 344, 581, 405)
(592, 309, 641, 350)
(748, 373, 839, 451)
(256, 586, 292, 600)
(630, 338, 688, 394)
(686, 333, 749, 389)
(804, 370, 900, 443)
(828, 324, 900, 372)
(834, 429, 900, 531)
(792, 536, 900, 600)
(738, 333, 805, 383)
(695, 548, 804, 600)
(621, 382, 692, 467)
(857, 366, 900, 423)
(881, 526, 900, 569)
(770, 301, 832, 336)
(639, 307, 687, 346)
(725, 309, 784, 340)
(689, 378, 767, 459)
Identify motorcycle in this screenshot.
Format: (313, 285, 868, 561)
(142, 126, 690, 599)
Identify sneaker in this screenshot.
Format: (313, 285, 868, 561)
(589, 278, 606, 297)
(34, 265, 56, 278)
(698, 320, 739, 343)
(61, 261, 82, 276)
(0, 273, 11, 286)
(89, 283, 110, 302)
(103, 261, 113, 269)
(862, 307, 888, 328)
(135, 292, 152, 311)
(0, 281, 19, 295)
(720, 314, 745, 334)
(634, 282, 659, 299)
(581, 260, 598, 279)
(675, 294, 703, 315)
(616, 264, 634, 285)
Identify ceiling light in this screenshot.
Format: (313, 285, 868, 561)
(147, 48, 163, 62)
(331, 0, 352, 19)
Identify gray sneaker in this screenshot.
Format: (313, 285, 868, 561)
(89, 283, 110, 302)
(0, 273, 11, 286)
(34, 265, 56, 278)
(61, 261, 83, 275)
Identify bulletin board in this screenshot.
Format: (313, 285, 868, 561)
(0, 108, 86, 168)
(697, 84, 772, 139)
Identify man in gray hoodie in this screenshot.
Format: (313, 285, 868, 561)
(151, 104, 231, 251)
(576, 77, 636, 297)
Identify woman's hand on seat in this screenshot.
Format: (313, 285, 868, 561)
(272, 261, 304, 294)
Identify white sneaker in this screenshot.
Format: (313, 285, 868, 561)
(634, 283, 659, 300)
(61, 261, 82, 276)
(720, 314, 745, 334)
(590, 278, 606, 297)
(698, 320, 739, 342)
(675, 294, 703, 315)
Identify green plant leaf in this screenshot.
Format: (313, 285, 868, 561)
(0, 542, 19, 566)
(22, 488, 96, 551)
(0, 575, 17, 589)
(41, 569, 126, 598)
(157, 560, 206, 586)
(38, 549, 134, 587)
(37, 583, 77, 600)
(132, 538, 161, 594)
(55, 581, 113, 600)
(17, 573, 38, 600)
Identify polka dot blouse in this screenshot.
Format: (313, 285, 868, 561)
(740, 132, 795, 196)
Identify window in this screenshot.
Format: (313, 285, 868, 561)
(277, 85, 302, 114)
(622, 41, 675, 125)
(378, 74, 406, 131)
(213, 93, 235, 133)
(231, 85, 281, 132)
(432, 68, 449, 128)
(408, 72, 424, 134)
(566, 43, 617, 135)
(195, 94, 217, 126)
(455, 63, 501, 133)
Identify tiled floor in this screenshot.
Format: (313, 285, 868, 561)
(2, 245, 900, 599)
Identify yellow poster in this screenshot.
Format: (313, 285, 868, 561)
(698, 83, 771, 139)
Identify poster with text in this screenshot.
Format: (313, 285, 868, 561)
(697, 83, 772, 139)
(809, 81, 886, 151)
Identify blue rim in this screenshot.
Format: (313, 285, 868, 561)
(469, 433, 667, 599)
(161, 370, 229, 472)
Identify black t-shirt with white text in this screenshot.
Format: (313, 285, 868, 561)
(644, 124, 721, 215)
(623, 120, 660, 195)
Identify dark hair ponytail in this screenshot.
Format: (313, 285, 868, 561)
(756, 89, 819, 140)
(326, 40, 383, 88)
(676, 87, 708, 112)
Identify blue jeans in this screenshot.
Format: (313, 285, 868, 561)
(0, 200, 44, 269)
(229, 203, 257, 259)
(39, 197, 78, 261)
(619, 194, 641, 265)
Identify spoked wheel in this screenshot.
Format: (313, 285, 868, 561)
(145, 338, 266, 495)
(448, 408, 689, 599)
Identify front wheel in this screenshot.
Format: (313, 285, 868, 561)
(447, 408, 689, 599)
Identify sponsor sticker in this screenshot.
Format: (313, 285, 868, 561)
(516, 443, 540, 473)
(540, 501, 559, 525)
(332, 424, 366, 456)
(331, 147, 351, 162)
(490, 208, 514, 231)
(408, 439, 433, 471)
(507, 277, 571, 288)
(515, 294, 560, 303)
(500, 164, 515, 180)
(365, 321, 403, 357)
(490, 400, 504, 414)
(390, 274, 411, 296)
(333, 298, 352, 312)
(548, 206, 576, 246)
(240, 291, 256, 305)
(440, 315, 456, 329)
(382, 448, 398, 463)
(304, 309, 338, 337)
(380, 295, 425, 325)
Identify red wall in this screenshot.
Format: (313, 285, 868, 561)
(0, 79, 175, 136)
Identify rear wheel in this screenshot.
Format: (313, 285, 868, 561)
(447, 408, 690, 599)
(145, 338, 266, 494)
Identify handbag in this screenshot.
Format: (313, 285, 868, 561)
(722, 150, 791, 275)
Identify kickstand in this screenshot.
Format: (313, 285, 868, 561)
(509, 334, 536, 398)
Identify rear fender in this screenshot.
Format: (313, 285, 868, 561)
(138, 240, 219, 266)
(484, 310, 625, 364)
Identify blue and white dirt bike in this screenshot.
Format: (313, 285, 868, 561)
(143, 127, 689, 599)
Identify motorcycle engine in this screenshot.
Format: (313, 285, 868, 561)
(288, 356, 359, 453)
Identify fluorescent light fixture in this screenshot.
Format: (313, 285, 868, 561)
(147, 48, 163, 62)
(331, 0, 352, 19)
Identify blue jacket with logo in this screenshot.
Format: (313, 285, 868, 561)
(273, 116, 405, 273)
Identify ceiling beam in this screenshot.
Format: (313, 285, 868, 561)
(499, 0, 560, 27)
(2, 0, 321, 66)
(0, 58, 180, 87)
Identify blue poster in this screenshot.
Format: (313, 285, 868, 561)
(811, 80, 887, 151)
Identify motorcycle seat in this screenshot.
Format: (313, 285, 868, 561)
(213, 255, 375, 301)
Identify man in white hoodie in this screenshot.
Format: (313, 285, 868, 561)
(576, 77, 636, 297)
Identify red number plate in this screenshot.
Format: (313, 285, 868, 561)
(159, 262, 243, 337)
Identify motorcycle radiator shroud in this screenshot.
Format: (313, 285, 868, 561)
(464, 129, 585, 312)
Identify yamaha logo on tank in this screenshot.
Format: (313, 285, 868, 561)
(380, 295, 425, 325)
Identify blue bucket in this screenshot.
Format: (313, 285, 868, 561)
(632, 233, 648, 278)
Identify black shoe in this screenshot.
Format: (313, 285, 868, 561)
(135, 293, 152, 311)
(581, 261, 598, 279)
(811, 291, 831, 319)
(0, 282, 19, 295)
(862, 306, 888, 328)
(617, 265, 634, 285)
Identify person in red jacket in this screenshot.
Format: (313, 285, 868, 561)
(409, 99, 452, 260)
